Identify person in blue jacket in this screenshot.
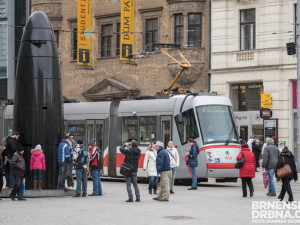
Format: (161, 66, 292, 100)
(187, 138, 199, 190)
(153, 141, 171, 202)
(57, 136, 71, 190)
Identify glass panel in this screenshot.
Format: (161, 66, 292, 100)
(241, 9, 255, 22)
(7, 119, 12, 136)
(96, 123, 103, 150)
(176, 109, 199, 144)
(240, 9, 255, 50)
(196, 105, 239, 145)
(73, 28, 77, 60)
(68, 125, 85, 144)
(146, 18, 158, 51)
(252, 124, 264, 147)
(162, 121, 171, 149)
(175, 14, 183, 45)
(87, 124, 93, 144)
(0, 22, 7, 77)
(139, 117, 156, 145)
(188, 13, 201, 47)
(0, 0, 6, 18)
(122, 117, 138, 143)
(116, 23, 120, 56)
(101, 24, 113, 57)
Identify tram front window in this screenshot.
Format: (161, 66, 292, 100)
(196, 105, 239, 145)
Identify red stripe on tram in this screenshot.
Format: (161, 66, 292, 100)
(207, 164, 236, 169)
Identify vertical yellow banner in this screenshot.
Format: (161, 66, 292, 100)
(120, 0, 134, 61)
(77, 0, 92, 66)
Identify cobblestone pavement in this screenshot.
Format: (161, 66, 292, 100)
(0, 170, 299, 225)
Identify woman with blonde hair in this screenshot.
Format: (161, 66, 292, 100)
(143, 141, 158, 194)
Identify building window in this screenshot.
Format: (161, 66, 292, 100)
(0, 21, 7, 78)
(230, 83, 263, 111)
(240, 9, 255, 50)
(54, 30, 59, 49)
(116, 23, 120, 56)
(146, 18, 158, 52)
(72, 28, 77, 60)
(101, 24, 113, 57)
(188, 13, 201, 47)
(174, 14, 184, 45)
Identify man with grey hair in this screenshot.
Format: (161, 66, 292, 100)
(262, 138, 280, 196)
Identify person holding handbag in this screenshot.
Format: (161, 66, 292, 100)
(275, 147, 298, 202)
(143, 142, 158, 195)
(236, 143, 256, 197)
(120, 140, 141, 202)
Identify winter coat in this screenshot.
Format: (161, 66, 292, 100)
(166, 147, 180, 168)
(236, 148, 256, 178)
(156, 147, 170, 174)
(30, 149, 46, 171)
(187, 144, 198, 168)
(120, 144, 141, 173)
(143, 150, 157, 176)
(0, 150, 3, 174)
(6, 136, 19, 158)
(275, 149, 298, 181)
(89, 145, 103, 170)
(74, 144, 89, 170)
(252, 142, 261, 155)
(262, 144, 280, 170)
(57, 140, 71, 163)
(12, 151, 26, 174)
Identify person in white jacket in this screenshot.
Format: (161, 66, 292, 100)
(143, 142, 158, 194)
(166, 141, 179, 194)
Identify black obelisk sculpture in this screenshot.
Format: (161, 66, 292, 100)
(14, 11, 63, 189)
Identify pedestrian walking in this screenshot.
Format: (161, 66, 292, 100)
(120, 140, 141, 202)
(237, 143, 256, 197)
(57, 136, 72, 190)
(187, 138, 199, 190)
(262, 137, 271, 159)
(0, 143, 3, 200)
(143, 142, 158, 195)
(153, 141, 171, 202)
(252, 138, 261, 172)
(166, 140, 179, 194)
(262, 138, 280, 196)
(88, 141, 103, 196)
(73, 140, 89, 197)
(9, 145, 26, 201)
(1, 138, 10, 190)
(6, 131, 20, 188)
(276, 147, 298, 202)
(30, 144, 46, 191)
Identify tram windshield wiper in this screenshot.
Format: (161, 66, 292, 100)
(225, 126, 235, 145)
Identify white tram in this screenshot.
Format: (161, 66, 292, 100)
(0, 93, 241, 182)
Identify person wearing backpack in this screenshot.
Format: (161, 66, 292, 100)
(186, 138, 199, 190)
(73, 140, 89, 197)
(166, 140, 179, 194)
(88, 141, 103, 196)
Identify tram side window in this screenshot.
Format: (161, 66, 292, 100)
(139, 117, 156, 145)
(68, 125, 85, 144)
(122, 117, 138, 143)
(176, 109, 199, 144)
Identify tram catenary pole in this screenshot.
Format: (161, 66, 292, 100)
(297, 0, 300, 169)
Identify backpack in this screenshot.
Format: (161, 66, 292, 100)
(80, 149, 89, 165)
(95, 148, 103, 169)
(2, 136, 9, 148)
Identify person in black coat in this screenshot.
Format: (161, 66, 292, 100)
(275, 147, 298, 202)
(252, 138, 261, 172)
(120, 140, 141, 202)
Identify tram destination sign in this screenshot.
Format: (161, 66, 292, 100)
(260, 108, 272, 120)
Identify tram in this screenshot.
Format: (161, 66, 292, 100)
(0, 93, 241, 182)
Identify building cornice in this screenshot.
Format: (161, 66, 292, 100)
(95, 13, 121, 20)
(166, 0, 204, 4)
(139, 7, 163, 13)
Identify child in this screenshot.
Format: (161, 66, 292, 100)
(30, 144, 46, 191)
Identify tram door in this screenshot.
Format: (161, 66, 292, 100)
(161, 116, 172, 148)
(86, 120, 104, 151)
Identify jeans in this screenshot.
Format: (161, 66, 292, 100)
(157, 171, 170, 200)
(58, 162, 68, 188)
(268, 169, 276, 194)
(33, 170, 42, 181)
(91, 169, 102, 195)
(190, 166, 197, 188)
(10, 173, 24, 199)
(66, 162, 74, 187)
(8, 158, 14, 188)
(149, 176, 158, 188)
(170, 167, 177, 191)
(75, 168, 87, 195)
(241, 177, 254, 197)
(278, 178, 294, 201)
(4, 165, 10, 187)
(125, 172, 140, 199)
(0, 175, 3, 193)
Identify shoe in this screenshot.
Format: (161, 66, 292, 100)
(153, 197, 160, 201)
(158, 199, 169, 201)
(88, 194, 97, 196)
(33, 181, 37, 191)
(242, 195, 247, 197)
(267, 193, 276, 196)
(170, 190, 174, 194)
(126, 198, 133, 202)
(148, 185, 153, 195)
(250, 192, 253, 197)
(135, 198, 140, 202)
(9, 194, 15, 201)
(153, 187, 157, 195)
(2, 187, 10, 190)
(82, 193, 87, 197)
(18, 198, 27, 201)
(72, 194, 81, 197)
(277, 198, 282, 201)
(188, 187, 197, 190)
(38, 180, 42, 191)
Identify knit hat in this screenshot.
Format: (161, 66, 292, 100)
(155, 141, 164, 148)
(87, 140, 95, 146)
(35, 144, 42, 150)
(77, 140, 83, 145)
(64, 135, 70, 140)
(17, 145, 24, 152)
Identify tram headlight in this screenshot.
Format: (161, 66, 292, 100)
(206, 151, 213, 162)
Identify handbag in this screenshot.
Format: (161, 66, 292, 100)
(235, 150, 244, 169)
(120, 147, 133, 177)
(262, 171, 269, 188)
(276, 156, 292, 179)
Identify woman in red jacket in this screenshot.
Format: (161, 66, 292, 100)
(236, 143, 256, 197)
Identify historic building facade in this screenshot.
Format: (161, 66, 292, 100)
(30, 0, 209, 102)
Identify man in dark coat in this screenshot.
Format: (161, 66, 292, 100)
(120, 140, 141, 202)
(276, 147, 298, 202)
(252, 138, 261, 172)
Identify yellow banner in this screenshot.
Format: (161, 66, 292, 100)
(261, 93, 272, 108)
(120, 0, 134, 61)
(77, 0, 92, 66)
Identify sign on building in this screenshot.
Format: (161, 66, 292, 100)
(261, 93, 272, 108)
(77, 0, 92, 66)
(264, 119, 278, 139)
(120, 0, 134, 61)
